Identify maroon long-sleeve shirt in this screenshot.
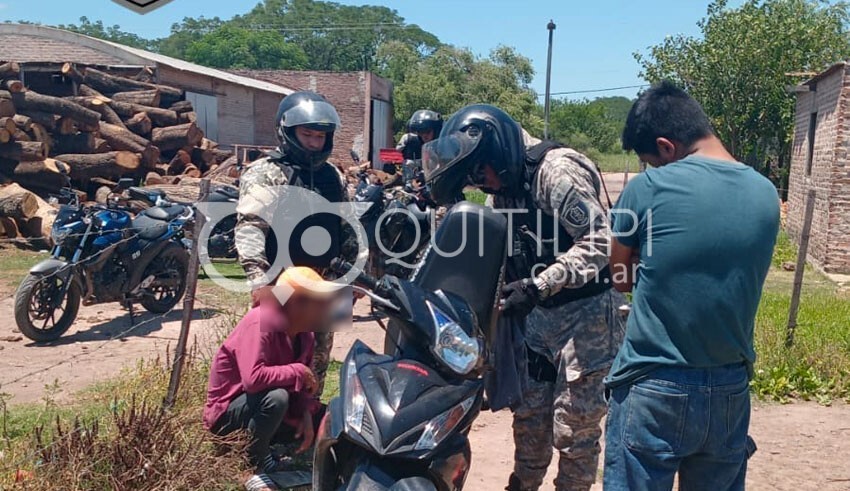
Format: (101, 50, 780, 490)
(203, 302, 321, 430)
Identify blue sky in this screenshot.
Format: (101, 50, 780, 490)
(0, 0, 746, 99)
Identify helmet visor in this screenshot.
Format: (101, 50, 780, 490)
(281, 99, 342, 130)
(422, 132, 482, 182)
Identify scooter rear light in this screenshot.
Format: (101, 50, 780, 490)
(344, 358, 367, 434)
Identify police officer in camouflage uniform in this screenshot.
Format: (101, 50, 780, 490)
(423, 104, 626, 491)
(235, 90, 350, 397)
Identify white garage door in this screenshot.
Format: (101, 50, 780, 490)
(185, 91, 219, 141)
(371, 99, 393, 165)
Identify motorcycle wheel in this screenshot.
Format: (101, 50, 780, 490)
(14, 273, 81, 342)
(140, 245, 188, 314)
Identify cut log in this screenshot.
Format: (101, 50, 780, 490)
(125, 112, 152, 136)
(169, 100, 194, 114)
(12, 129, 30, 142)
(200, 138, 218, 150)
(69, 67, 183, 105)
(143, 179, 208, 203)
(11, 91, 101, 127)
(0, 141, 46, 161)
(54, 133, 96, 154)
(56, 117, 78, 136)
(0, 129, 9, 144)
(0, 183, 39, 220)
(0, 216, 19, 239)
(0, 116, 17, 134)
(66, 94, 126, 129)
(210, 148, 233, 165)
(95, 186, 111, 205)
(167, 149, 191, 175)
(89, 177, 117, 189)
(17, 192, 56, 247)
(12, 115, 31, 131)
(183, 163, 201, 178)
(28, 123, 52, 156)
(179, 111, 197, 125)
(93, 138, 111, 153)
(60, 63, 85, 83)
(4, 79, 24, 94)
(57, 151, 141, 180)
(18, 111, 56, 131)
(191, 147, 214, 167)
(0, 96, 14, 117)
(98, 121, 149, 151)
(77, 84, 106, 98)
(109, 100, 177, 127)
(152, 123, 203, 152)
(135, 66, 156, 83)
(145, 171, 166, 185)
(112, 89, 161, 107)
(0, 62, 20, 81)
(8, 159, 71, 194)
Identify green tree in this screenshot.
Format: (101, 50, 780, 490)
(57, 16, 154, 50)
(636, 0, 850, 179)
(384, 45, 542, 135)
(232, 0, 440, 71)
(157, 16, 226, 59)
(549, 99, 621, 155)
(184, 25, 308, 69)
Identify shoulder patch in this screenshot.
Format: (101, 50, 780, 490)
(562, 201, 590, 229)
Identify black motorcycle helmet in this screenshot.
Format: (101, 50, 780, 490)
(408, 110, 443, 139)
(422, 104, 525, 204)
(275, 91, 342, 170)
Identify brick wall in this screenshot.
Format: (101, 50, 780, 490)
(787, 63, 850, 273)
(230, 70, 372, 168)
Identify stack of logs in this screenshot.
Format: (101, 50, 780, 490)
(0, 61, 238, 245)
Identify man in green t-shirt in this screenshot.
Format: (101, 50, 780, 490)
(604, 81, 780, 491)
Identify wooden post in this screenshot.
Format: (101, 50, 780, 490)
(785, 189, 816, 348)
(164, 178, 210, 409)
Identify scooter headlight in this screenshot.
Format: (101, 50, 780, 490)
(414, 394, 476, 451)
(427, 301, 480, 375)
(344, 357, 367, 433)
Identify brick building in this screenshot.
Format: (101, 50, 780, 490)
(230, 70, 394, 167)
(0, 24, 394, 168)
(788, 62, 850, 274)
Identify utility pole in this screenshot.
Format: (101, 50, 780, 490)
(544, 19, 557, 140)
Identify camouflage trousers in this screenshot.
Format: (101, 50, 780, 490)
(512, 289, 626, 491)
(311, 331, 334, 398)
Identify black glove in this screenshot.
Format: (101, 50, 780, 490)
(500, 278, 541, 317)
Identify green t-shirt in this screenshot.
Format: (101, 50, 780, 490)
(605, 156, 780, 388)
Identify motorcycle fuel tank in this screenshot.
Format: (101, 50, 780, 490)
(92, 209, 132, 247)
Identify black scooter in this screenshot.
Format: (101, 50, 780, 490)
(314, 202, 508, 490)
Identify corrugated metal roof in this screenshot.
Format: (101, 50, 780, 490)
(803, 62, 847, 87)
(0, 24, 294, 96)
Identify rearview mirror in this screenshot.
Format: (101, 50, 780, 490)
(350, 150, 360, 162)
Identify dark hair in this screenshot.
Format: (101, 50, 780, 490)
(622, 81, 714, 155)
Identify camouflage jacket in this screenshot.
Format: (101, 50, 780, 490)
(495, 132, 611, 296)
(235, 155, 350, 287)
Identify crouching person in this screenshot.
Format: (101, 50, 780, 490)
(203, 267, 340, 490)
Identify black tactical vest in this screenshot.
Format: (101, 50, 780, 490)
(263, 154, 346, 270)
(512, 141, 611, 308)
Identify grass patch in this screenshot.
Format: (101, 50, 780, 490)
(0, 245, 47, 295)
(752, 232, 850, 404)
(594, 152, 640, 173)
(463, 188, 487, 205)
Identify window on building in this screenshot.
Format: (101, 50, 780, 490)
(806, 111, 817, 176)
(185, 92, 219, 141)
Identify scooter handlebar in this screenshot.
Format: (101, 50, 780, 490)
(329, 258, 380, 291)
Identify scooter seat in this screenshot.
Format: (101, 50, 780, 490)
(132, 214, 169, 240)
(142, 204, 187, 221)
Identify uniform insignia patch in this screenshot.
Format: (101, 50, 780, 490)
(563, 202, 590, 228)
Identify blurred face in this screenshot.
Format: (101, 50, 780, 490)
(417, 129, 436, 143)
(283, 295, 332, 334)
(469, 164, 502, 192)
(295, 126, 328, 152)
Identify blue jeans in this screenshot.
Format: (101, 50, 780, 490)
(603, 364, 751, 491)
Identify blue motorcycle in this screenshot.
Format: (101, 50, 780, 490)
(14, 178, 194, 342)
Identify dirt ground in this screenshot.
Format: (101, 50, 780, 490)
(0, 292, 848, 490)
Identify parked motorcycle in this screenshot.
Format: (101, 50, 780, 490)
(314, 202, 508, 490)
(205, 183, 239, 259)
(352, 151, 436, 280)
(14, 178, 194, 342)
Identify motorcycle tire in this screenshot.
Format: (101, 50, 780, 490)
(14, 273, 81, 343)
(140, 244, 189, 314)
